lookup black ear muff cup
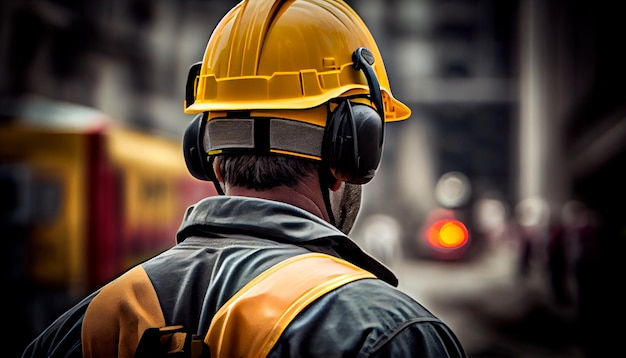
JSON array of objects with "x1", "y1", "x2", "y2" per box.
[
  {"x1": 321, "y1": 47, "x2": 386, "y2": 185},
  {"x1": 351, "y1": 103, "x2": 384, "y2": 183},
  {"x1": 324, "y1": 101, "x2": 383, "y2": 185},
  {"x1": 182, "y1": 113, "x2": 215, "y2": 181}
]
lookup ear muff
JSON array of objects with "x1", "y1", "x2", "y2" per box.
[
  {"x1": 183, "y1": 112, "x2": 225, "y2": 194},
  {"x1": 183, "y1": 112, "x2": 217, "y2": 179},
  {"x1": 323, "y1": 47, "x2": 385, "y2": 185},
  {"x1": 324, "y1": 101, "x2": 383, "y2": 184}
]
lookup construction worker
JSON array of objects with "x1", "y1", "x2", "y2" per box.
[{"x1": 22, "y1": 0, "x2": 467, "y2": 356}]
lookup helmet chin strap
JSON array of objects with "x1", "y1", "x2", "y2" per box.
[
  {"x1": 319, "y1": 166, "x2": 337, "y2": 228},
  {"x1": 209, "y1": 156, "x2": 225, "y2": 195}
]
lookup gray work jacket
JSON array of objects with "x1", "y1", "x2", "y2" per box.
[{"x1": 22, "y1": 196, "x2": 466, "y2": 357}]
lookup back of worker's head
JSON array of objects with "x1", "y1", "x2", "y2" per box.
[
  {"x1": 182, "y1": 0, "x2": 411, "y2": 191},
  {"x1": 216, "y1": 154, "x2": 318, "y2": 190}
]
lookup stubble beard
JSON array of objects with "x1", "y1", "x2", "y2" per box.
[{"x1": 330, "y1": 182, "x2": 362, "y2": 235}]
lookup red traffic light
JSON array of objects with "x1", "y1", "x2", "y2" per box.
[{"x1": 426, "y1": 219, "x2": 469, "y2": 250}]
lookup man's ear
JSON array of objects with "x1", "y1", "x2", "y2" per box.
[{"x1": 329, "y1": 177, "x2": 342, "y2": 192}]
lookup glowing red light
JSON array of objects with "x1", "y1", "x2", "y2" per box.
[{"x1": 427, "y1": 219, "x2": 469, "y2": 249}]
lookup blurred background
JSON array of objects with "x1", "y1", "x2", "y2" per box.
[{"x1": 1, "y1": 0, "x2": 624, "y2": 357}]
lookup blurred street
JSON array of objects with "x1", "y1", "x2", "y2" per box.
[{"x1": 394, "y1": 241, "x2": 585, "y2": 358}]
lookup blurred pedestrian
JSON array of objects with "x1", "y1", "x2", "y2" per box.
[
  {"x1": 560, "y1": 200, "x2": 602, "y2": 356},
  {"x1": 514, "y1": 197, "x2": 551, "y2": 278},
  {"x1": 546, "y1": 217, "x2": 571, "y2": 305}
]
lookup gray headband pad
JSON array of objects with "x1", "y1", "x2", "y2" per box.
[{"x1": 205, "y1": 118, "x2": 324, "y2": 159}]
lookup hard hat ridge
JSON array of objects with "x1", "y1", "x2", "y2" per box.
[{"x1": 184, "y1": 0, "x2": 411, "y2": 122}]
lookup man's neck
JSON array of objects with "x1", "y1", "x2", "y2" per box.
[{"x1": 224, "y1": 182, "x2": 330, "y2": 223}]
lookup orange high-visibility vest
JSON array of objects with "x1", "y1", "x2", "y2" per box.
[
  {"x1": 206, "y1": 252, "x2": 376, "y2": 357},
  {"x1": 135, "y1": 253, "x2": 376, "y2": 358}
]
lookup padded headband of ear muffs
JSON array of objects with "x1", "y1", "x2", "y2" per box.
[{"x1": 323, "y1": 47, "x2": 385, "y2": 185}]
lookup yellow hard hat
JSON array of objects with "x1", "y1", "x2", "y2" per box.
[{"x1": 184, "y1": 0, "x2": 411, "y2": 124}]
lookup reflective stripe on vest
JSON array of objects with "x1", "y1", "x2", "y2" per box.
[{"x1": 206, "y1": 252, "x2": 377, "y2": 357}]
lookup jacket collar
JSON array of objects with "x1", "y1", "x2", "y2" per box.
[{"x1": 176, "y1": 196, "x2": 398, "y2": 286}]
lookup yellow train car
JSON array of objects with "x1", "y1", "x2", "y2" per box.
[{"x1": 0, "y1": 97, "x2": 217, "y2": 298}]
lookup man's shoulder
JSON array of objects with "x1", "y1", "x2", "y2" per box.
[
  {"x1": 274, "y1": 277, "x2": 463, "y2": 357},
  {"x1": 329, "y1": 277, "x2": 438, "y2": 317},
  {"x1": 278, "y1": 273, "x2": 442, "y2": 333}
]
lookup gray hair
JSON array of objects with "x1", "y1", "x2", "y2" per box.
[{"x1": 218, "y1": 154, "x2": 319, "y2": 190}]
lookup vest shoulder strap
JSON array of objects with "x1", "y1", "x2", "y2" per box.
[{"x1": 205, "y1": 252, "x2": 376, "y2": 357}]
